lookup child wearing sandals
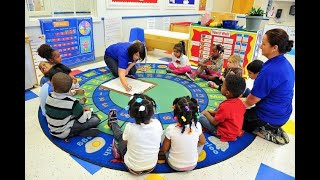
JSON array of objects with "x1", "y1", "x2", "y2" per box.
[
  {"x1": 166, "y1": 41, "x2": 192, "y2": 75},
  {"x1": 107, "y1": 94, "x2": 163, "y2": 175},
  {"x1": 159, "y1": 96, "x2": 206, "y2": 171},
  {"x1": 45, "y1": 72, "x2": 100, "y2": 139},
  {"x1": 199, "y1": 74, "x2": 246, "y2": 142}
]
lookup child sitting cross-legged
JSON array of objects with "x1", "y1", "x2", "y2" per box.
[
  {"x1": 107, "y1": 93, "x2": 163, "y2": 175},
  {"x1": 199, "y1": 74, "x2": 246, "y2": 142},
  {"x1": 159, "y1": 96, "x2": 206, "y2": 171},
  {"x1": 45, "y1": 72, "x2": 100, "y2": 139},
  {"x1": 166, "y1": 41, "x2": 192, "y2": 75}
]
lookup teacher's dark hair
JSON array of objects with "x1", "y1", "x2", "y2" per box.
[
  {"x1": 128, "y1": 41, "x2": 146, "y2": 61},
  {"x1": 265, "y1": 28, "x2": 294, "y2": 54}
]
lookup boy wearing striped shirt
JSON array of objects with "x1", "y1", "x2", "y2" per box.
[{"x1": 45, "y1": 72, "x2": 100, "y2": 139}]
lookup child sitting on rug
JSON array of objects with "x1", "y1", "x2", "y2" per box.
[
  {"x1": 166, "y1": 41, "x2": 192, "y2": 75},
  {"x1": 107, "y1": 93, "x2": 163, "y2": 175},
  {"x1": 199, "y1": 74, "x2": 246, "y2": 142},
  {"x1": 39, "y1": 62, "x2": 86, "y2": 116},
  {"x1": 208, "y1": 54, "x2": 243, "y2": 90},
  {"x1": 186, "y1": 44, "x2": 224, "y2": 81},
  {"x1": 159, "y1": 96, "x2": 206, "y2": 171},
  {"x1": 38, "y1": 61, "x2": 84, "y2": 95},
  {"x1": 45, "y1": 72, "x2": 100, "y2": 139}
]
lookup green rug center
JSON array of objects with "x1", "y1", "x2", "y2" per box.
[{"x1": 109, "y1": 78, "x2": 191, "y2": 113}]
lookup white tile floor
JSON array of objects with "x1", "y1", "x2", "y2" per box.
[{"x1": 25, "y1": 50, "x2": 295, "y2": 179}]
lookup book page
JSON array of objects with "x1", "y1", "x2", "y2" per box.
[{"x1": 101, "y1": 77, "x2": 156, "y2": 96}]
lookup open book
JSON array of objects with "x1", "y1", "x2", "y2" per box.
[{"x1": 100, "y1": 77, "x2": 156, "y2": 96}]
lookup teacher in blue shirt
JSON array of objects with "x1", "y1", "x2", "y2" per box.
[
  {"x1": 104, "y1": 41, "x2": 146, "y2": 92},
  {"x1": 242, "y1": 28, "x2": 294, "y2": 145}
]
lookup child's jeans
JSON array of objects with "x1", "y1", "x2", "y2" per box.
[{"x1": 198, "y1": 114, "x2": 217, "y2": 135}]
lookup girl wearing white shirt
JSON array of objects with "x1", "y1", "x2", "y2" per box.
[
  {"x1": 167, "y1": 41, "x2": 192, "y2": 75},
  {"x1": 107, "y1": 94, "x2": 163, "y2": 175},
  {"x1": 160, "y1": 96, "x2": 206, "y2": 171}
]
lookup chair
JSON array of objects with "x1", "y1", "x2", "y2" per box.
[{"x1": 129, "y1": 27, "x2": 145, "y2": 44}]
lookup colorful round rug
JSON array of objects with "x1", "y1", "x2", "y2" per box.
[{"x1": 38, "y1": 63, "x2": 255, "y2": 173}]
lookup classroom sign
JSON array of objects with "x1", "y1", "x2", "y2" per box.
[{"x1": 39, "y1": 17, "x2": 95, "y2": 67}]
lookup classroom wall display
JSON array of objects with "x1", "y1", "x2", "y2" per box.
[
  {"x1": 39, "y1": 17, "x2": 95, "y2": 67},
  {"x1": 198, "y1": 0, "x2": 207, "y2": 11},
  {"x1": 166, "y1": 0, "x2": 195, "y2": 9},
  {"x1": 106, "y1": 0, "x2": 159, "y2": 9},
  {"x1": 187, "y1": 24, "x2": 263, "y2": 78}
]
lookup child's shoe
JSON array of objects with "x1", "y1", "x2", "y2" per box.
[
  {"x1": 112, "y1": 139, "x2": 121, "y2": 159},
  {"x1": 166, "y1": 68, "x2": 173, "y2": 73},
  {"x1": 108, "y1": 109, "x2": 118, "y2": 129}
]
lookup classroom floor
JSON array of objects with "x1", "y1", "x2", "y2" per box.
[{"x1": 25, "y1": 50, "x2": 295, "y2": 180}]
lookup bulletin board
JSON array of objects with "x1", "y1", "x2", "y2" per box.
[
  {"x1": 39, "y1": 17, "x2": 95, "y2": 67},
  {"x1": 187, "y1": 24, "x2": 263, "y2": 78}
]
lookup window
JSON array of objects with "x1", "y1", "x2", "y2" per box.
[{"x1": 26, "y1": 0, "x2": 96, "y2": 18}]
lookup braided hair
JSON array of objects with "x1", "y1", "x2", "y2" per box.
[
  {"x1": 172, "y1": 96, "x2": 200, "y2": 134},
  {"x1": 128, "y1": 93, "x2": 157, "y2": 124}
]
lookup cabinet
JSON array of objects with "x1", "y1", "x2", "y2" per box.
[
  {"x1": 25, "y1": 33, "x2": 38, "y2": 90},
  {"x1": 187, "y1": 24, "x2": 263, "y2": 78}
]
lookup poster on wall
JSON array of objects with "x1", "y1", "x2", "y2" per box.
[
  {"x1": 188, "y1": 26, "x2": 263, "y2": 78},
  {"x1": 198, "y1": 0, "x2": 207, "y2": 11},
  {"x1": 107, "y1": 0, "x2": 159, "y2": 9},
  {"x1": 167, "y1": 0, "x2": 195, "y2": 9},
  {"x1": 39, "y1": 17, "x2": 95, "y2": 67}
]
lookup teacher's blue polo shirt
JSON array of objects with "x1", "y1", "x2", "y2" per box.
[
  {"x1": 104, "y1": 42, "x2": 132, "y2": 69},
  {"x1": 251, "y1": 54, "x2": 295, "y2": 126}
]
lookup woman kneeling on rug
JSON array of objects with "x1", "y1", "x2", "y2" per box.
[{"x1": 104, "y1": 41, "x2": 146, "y2": 92}]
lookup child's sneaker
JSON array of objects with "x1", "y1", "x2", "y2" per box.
[
  {"x1": 166, "y1": 68, "x2": 173, "y2": 73},
  {"x1": 108, "y1": 109, "x2": 118, "y2": 128},
  {"x1": 112, "y1": 139, "x2": 121, "y2": 159},
  {"x1": 185, "y1": 72, "x2": 195, "y2": 81}
]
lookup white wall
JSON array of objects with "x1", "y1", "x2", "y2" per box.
[
  {"x1": 267, "y1": 1, "x2": 295, "y2": 26},
  {"x1": 211, "y1": 0, "x2": 233, "y2": 12}
]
